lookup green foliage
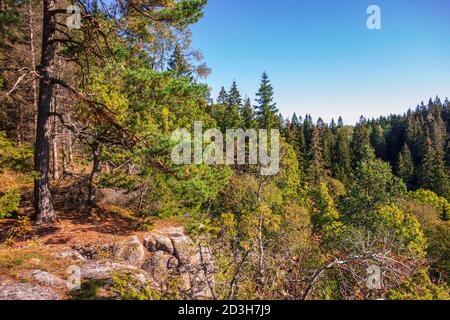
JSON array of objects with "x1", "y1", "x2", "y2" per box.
[
  {"x1": 0, "y1": 189, "x2": 20, "y2": 218},
  {"x1": 112, "y1": 273, "x2": 161, "y2": 300},
  {"x1": 375, "y1": 205, "x2": 426, "y2": 257},
  {"x1": 388, "y1": 269, "x2": 450, "y2": 300},
  {"x1": 0, "y1": 132, "x2": 33, "y2": 171},
  {"x1": 341, "y1": 158, "x2": 406, "y2": 225},
  {"x1": 254, "y1": 72, "x2": 279, "y2": 129},
  {"x1": 396, "y1": 143, "x2": 414, "y2": 186},
  {"x1": 407, "y1": 189, "x2": 450, "y2": 221}
]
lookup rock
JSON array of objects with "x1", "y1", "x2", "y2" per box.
[
  {"x1": 97, "y1": 188, "x2": 139, "y2": 207},
  {"x1": 73, "y1": 243, "x2": 118, "y2": 260},
  {"x1": 143, "y1": 235, "x2": 157, "y2": 252},
  {"x1": 30, "y1": 270, "x2": 66, "y2": 288},
  {"x1": 167, "y1": 256, "x2": 179, "y2": 269},
  {"x1": 141, "y1": 251, "x2": 171, "y2": 284},
  {"x1": 79, "y1": 260, "x2": 147, "y2": 281},
  {"x1": 115, "y1": 236, "x2": 145, "y2": 266},
  {"x1": 171, "y1": 234, "x2": 195, "y2": 267},
  {"x1": 163, "y1": 227, "x2": 185, "y2": 238},
  {"x1": 0, "y1": 283, "x2": 62, "y2": 300},
  {"x1": 149, "y1": 228, "x2": 216, "y2": 299},
  {"x1": 143, "y1": 233, "x2": 173, "y2": 254},
  {"x1": 53, "y1": 249, "x2": 86, "y2": 261}
]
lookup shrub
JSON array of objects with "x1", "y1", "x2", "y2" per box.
[
  {"x1": 407, "y1": 189, "x2": 450, "y2": 221},
  {"x1": 0, "y1": 131, "x2": 33, "y2": 171},
  {"x1": 0, "y1": 189, "x2": 20, "y2": 218}
]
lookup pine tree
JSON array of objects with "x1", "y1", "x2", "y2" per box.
[
  {"x1": 227, "y1": 80, "x2": 242, "y2": 106},
  {"x1": 350, "y1": 124, "x2": 373, "y2": 169},
  {"x1": 254, "y1": 72, "x2": 279, "y2": 129},
  {"x1": 306, "y1": 128, "x2": 326, "y2": 185},
  {"x1": 223, "y1": 81, "x2": 242, "y2": 129},
  {"x1": 168, "y1": 43, "x2": 192, "y2": 78},
  {"x1": 419, "y1": 138, "x2": 450, "y2": 199},
  {"x1": 337, "y1": 116, "x2": 344, "y2": 128},
  {"x1": 370, "y1": 124, "x2": 386, "y2": 159},
  {"x1": 217, "y1": 86, "x2": 228, "y2": 104},
  {"x1": 396, "y1": 143, "x2": 414, "y2": 187},
  {"x1": 241, "y1": 97, "x2": 254, "y2": 129},
  {"x1": 332, "y1": 127, "x2": 352, "y2": 184}
]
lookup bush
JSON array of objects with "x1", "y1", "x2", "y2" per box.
[
  {"x1": 407, "y1": 189, "x2": 450, "y2": 221},
  {"x1": 0, "y1": 189, "x2": 20, "y2": 218},
  {"x1": 0, "y1": 131, "x2": 33, "y2": 171}
]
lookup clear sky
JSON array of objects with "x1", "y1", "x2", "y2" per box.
[{"x1": 191, "y1": 0, "x2": 450, "y2": 124}]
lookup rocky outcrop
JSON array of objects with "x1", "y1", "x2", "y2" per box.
[
  {"x1": 0, "y1": 282, "x2": 63, "y2": 300},
  {"x1": 0, "y1": 228, "x2": 215, "y2": 300},
  {"x1": 115, "y1": 236, "x2": 145, "y2": 266},
  {"x1": 142, "y1": 228, "x2": 216, "y2": 299},
  {"x1": 30, "y1": 270, "x2": 66, "y2": 288},
  {"x1": 53, "y1": 249, "x2": 86, "y2": 261}
]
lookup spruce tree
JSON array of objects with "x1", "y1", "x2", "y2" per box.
[
  {"x1": 227, "y1": 80, "x2": 242, "y2": 106},
  {"x1": 223, "y1": 81, "x2": 242, "y2": 129},
  {"x1": 350, "y1": 124, "x2": 373, "y2": 169},
  {"x1": 254, "y1": 72, "x2": 279, "y2": 129},
  {"x1": 217, "y1": 86, "x2": 228, "y2": 104},
  {"x1": 396, "y1": 143, "x2": 414, "y2": 187},
  {"x1": 168, "y1": 43, "x2": 192, "y2": 78},
  {"x1": 307, "y1": 128, "x2": 326, "y2": 185},
  {"x1": 419, "y1": 138, "x2": 450, "y2": 199},
  {"x1": 332, "y1": 127, "x2": 352, "y2": 184},
  {"x1": 241, "y1": 97, "x2": 254, "y2": 129}
]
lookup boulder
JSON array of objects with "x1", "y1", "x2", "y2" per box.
[
  {"x1": 143, "y1": 233, "x2": 173, "y2": 254},
  {"x1": 53, "y1": 249, "x2": 86, "y2": 261},
  {"x1": 115, "y1": 236, "x2": 145, "y2": 266},
  {"x1": 141, "y1": 251, "x2": 172, "y2": 284},
  {"x1": 97, "y1": 188, "x2": 139, "y2": 207},
  {"x1": 0, "y1": 283, "x2": 62, "y2": 300},
  {"x1": 79, "y1": 260, "x2": 147, "y2": 281},
  {"x1": 30, "y1": 270, "x2": 66, "y2": 288}
]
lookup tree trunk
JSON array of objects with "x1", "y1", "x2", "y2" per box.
[
  {"x1": 29, "y1": 0, "x2": 38, "y2": 135},
  {"x1": 52, "y1": 138, "x2": 59, "y2": 180},
  {"x1": 34, "y1": 0, "x2": 58, "y2": 223},
  {"x1": 61, "y1": 140, "x2": 67, "y2": 174},
  {"x1": 87, "y1": 141, "x2": 101, "y2": 207}
]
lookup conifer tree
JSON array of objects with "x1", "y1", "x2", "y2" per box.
[
  {"x1": 227, "y1": 80, "x2": 242, "y2": 106},
  {"x1": 306, "y1": 128, "x2": 326, "y2": 185},
  {"x1": 168, "y1": 43, "x2": 192, "y2": 78},
  {"x1": 217, "y1": 86, "x2": 228, "y2": 105},
  {"x1": 332, "y1": 127, "x2": 352, "y2": 184},
  {"x1": 350, "y1": 124, "x2": 373, "y2": 169},
  {"x1": 254, "y1": 72, "x2": 279, "y2": 129},
  {"x1": 396, "y1": 143, "x2": 414, "y2": 187},
  {"x1": 419, "y1": 138, "x2": 450, "y2": 199},
  {"x1": 241, "y1": 97, "x2": 254, "y2": 129}
]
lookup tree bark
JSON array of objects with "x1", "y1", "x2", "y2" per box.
[
  {"x1": 87, "y1": 141, "x2": 101, "y2": 207},
  {"x1": 29, "y1": 0, "x2": 38, "y2": 134},
  {"x1": 34, "y1": 0, "x2": 58, "y2": 223}
]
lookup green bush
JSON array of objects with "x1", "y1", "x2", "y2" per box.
[
  {"x1": 0, "y1": 189, "x2": 20, "y2": 218},
  {"x1": 0, "y1": 131, "x2": 33, "y2": 171},
  {"x1": 407, "y1": 189, "x2": 450, "y2": 221}
]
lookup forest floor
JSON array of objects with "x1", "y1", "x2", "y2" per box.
[{"x1": 0, "y1": 170, "x2": 180, "y2": 289}]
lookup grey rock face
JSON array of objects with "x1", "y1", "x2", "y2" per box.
[
  {"x1": 0, "y1": 283, "x2": 62, "y2": 300},
  {"x1": 53, "y1": 249, "x2": 86, "y2": 261},
  {"x1": 142, "y1": 228, "x2": 215, "y2": 299},
  {"x1": 30, "y1": 270, "x2": 66, "y2": 288},
  {"x1": 115, "y1": 236, "x2": 145, "y2": 266}
]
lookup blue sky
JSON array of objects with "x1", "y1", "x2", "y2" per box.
[{"x1": 191, "y1": 0, "x2": 450, "y2": 124}]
